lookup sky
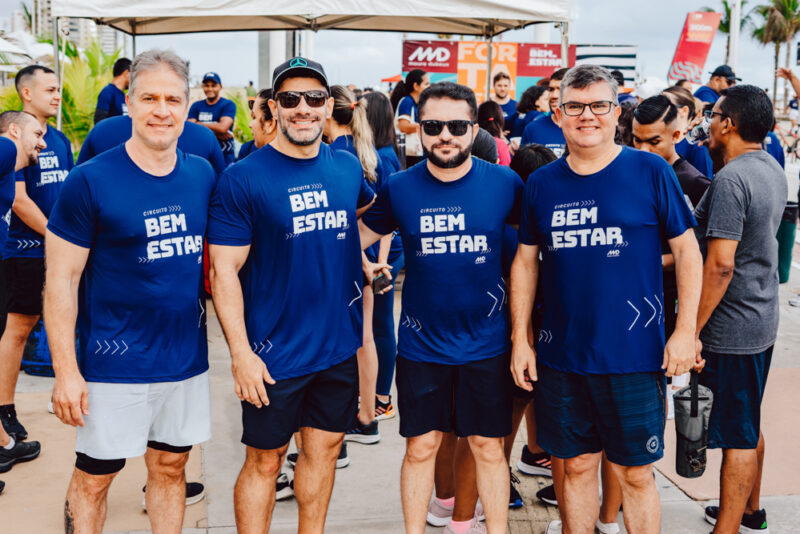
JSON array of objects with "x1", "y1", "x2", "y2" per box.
[{"x1": 0, "y1": 0, "x2": 795, "y2": 94}]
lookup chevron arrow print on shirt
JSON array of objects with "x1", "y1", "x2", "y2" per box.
[
  {"x1": 198, "y1": 298, "x2": 206, "y2": 328},
  {"x1": 16, "y1": 239, "x2": 42, "y2": 249},
  {"x1": 401, "y1": 313, "x2": 422, "y2": 332},
  {"x1": 627, "y1": 295, "x2": 663, "y2": 331},
  {"x1": 486, "y1": 279, "x2": 507, "y2": 317},
  {"x1": 538, "y1": 329, "x2": 553, "y2": 343},
  {"x1": 137, "y1": 257, "x2": 155, "y2": 264},
  {"x1": 94, "y1": 339, "x2": 129, "y2": 356},
  {"x1": 251, "y1": 339, "x2": 273, "y2": 355},
  {"x1": 348, "y1": 280, "x2": 362, "y2": 307}
]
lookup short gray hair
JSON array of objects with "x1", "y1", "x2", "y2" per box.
[
  {"x1": 129, "y1": 49, "x2": 190, "y2": 101},
  {"x1": 559, "y1": 65, "x2": 618, "y2": 107}
]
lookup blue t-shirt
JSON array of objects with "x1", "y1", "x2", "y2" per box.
[
  {"x1": 96, "y1": 83, "x2": 127, "y2": 119},
  {"x1": 499, "y1": 99, "x2": 517, "y2": 133},
  {"x1": 77, "y1": 116, "x2": 226, "y2": 176},
  {"x1": 763, "y1": 132, "x2": 785, "y2": 168},
  {"x1": 521, "y1": 114, "x2": 566, "y2": 157},
  {"x1": 518, "y1": 147, "x2": 696, "y2": 375},
  {"x1": 207, "y1": 144, "x2": 375, "y2": 380},
  {"x1": 362, "y1": 158, "x2": 523, "y2": 365},
  {"x1": 376, "y1": 145, "x2": 404, "y2": 263},
  {"x1": 188, "y1": 97, "x2": 237, "y2": 165},
  {"x1": 511, "y1": 110, "x2": 542, "y2": 139},
  {"x1": 397, "y1": 96, "x2": 418, "y2": 123},
  {"x1": 237, "y1": 140, "x2": 257, "y2": 161},
  {"x1": 5, "y1": 126, "x2": 73, "y2": 259},
  {"x1": 47, "y1": 145, "x2": 215, "y2": 383},
  {"x1": 694, "y1": 85, "x2": 719, "y2": 104},
  {"x1": 0, "y1": 137, "x2": 17, "y2": 254},
  {"x1": 675, "y1": 138, "x2": 713, "y2": 178}
]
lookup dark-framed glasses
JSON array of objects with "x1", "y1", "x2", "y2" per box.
[
  {"x1": 274, "y1": 90, "x2": 329, "y2": 108},
  {"x1": 419, "y1": 120, "x2": 474, "y2": 136},
  {"x1": 703, "y1": 109, "x2": 734, "y2": 125},
  {"x1": 560, "y1": 100, "x2": 615, "y2": 116}
]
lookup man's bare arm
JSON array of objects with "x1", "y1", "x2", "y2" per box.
[
  {"x1": 509, "y1": 243, "x2": 540, "y2": 390},
  {"x1": 12, "y1": 181, "x2": 47, "y2": 236}
]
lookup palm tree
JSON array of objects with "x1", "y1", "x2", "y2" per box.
[
  {"x1": 756, "y1": 0, "x2": 800, "y2": 107},
  {"x1": 752, "y1": 6, "x2": 785, "y2": 105},
  {"x1": 703, "y1": 0, "x2": 755, "y2": 64}
]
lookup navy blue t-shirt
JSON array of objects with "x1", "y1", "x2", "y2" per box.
[
  {"x1": 763, "y1": 132, "x2": 785, "y2": 168},
  {"x1": 499, "y1": 99, "x2": 517, "y2": 133},
  {"x1": 362, "y1": 158, "x2": 523, "y2": 365},
  {"x1": 189, "y1": 97, "x2": 237, "y2": 165},
  {"x1": 0, "y1": 137, "x2": 16, "y2": 254},
  {"x1": 77, "y1": 116, "x2": 226, "y2": 176},
  {"x1": 207, "y1": 144, "x2": 375, "y2": 380},
  {"x1": 397, "y1": 96, "x2": 418, "y2": 123},
  {"x1": 676, "y1": 138, "x2": 713, "y2": 178},
  {"x1": 96, "y1": 83, "x2": 127, "y2": 119},
  {"x1": 521, "y1": 114, "x2": 566, "y2": 157},
  {"x1": 237, "y1": 140, "x2": 257, "y2": 161},
  {"x1": 511, "y1": 110, "x2": 542, "y2": 139},
  {"x1": 47, "y1": 145, "x2": 215, "y2": 383},
  {"x1": 518, "y1": 147, "x2": 696, "y2": 374},
  {"x1": 376, "y1": 145, "x2": 404, "y2": 263},
  {"x1": 5, "y1": 126, "x2": 73, "y2": 259},
  {"x1": 694, "y1": 85, "x2": 719, "y2": 104}
]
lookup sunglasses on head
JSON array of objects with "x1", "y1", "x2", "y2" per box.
[
  {"x1": 274, "y1": 90, "x2": 329, "y2": 108},
  {"x1": 419, "y1": 120, "x2": 474, "y2": 136}
]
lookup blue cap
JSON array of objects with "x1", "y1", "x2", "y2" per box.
[{"x1": 202, "y1": 72, "x2": 222, "y2": 85}]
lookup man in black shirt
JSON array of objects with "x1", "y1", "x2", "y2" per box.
[{"x1": 632, "y1": 95, "x2": 710, "y2": 338}]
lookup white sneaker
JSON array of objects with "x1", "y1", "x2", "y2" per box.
[
  {"x1": 47, "y1": 400, "x2": 54, "y2": 414},
  {"x1": 444, "y1": 519, "x2": 487, "y2": 534},
  {"x1": 596, "y1": 519, "x2": 621, "y2": 534},
  {"x1": 546, "y1": 520, "x2": 563, "y2": 534},
  {"x1": 789, "y1": 294, "x2": 800, "y2": 307}
]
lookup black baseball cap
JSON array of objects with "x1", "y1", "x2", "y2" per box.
[
  {"x1": 709, "y1": 65, "x2": 741, "y2": 82},
  {"x1": 272, "y1": 57, "x2": 329, "y2": 93}
]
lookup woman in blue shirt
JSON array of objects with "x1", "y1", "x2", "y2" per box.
[{"x1": 389, "y1": 69, "x2": 430, "y2": 167}]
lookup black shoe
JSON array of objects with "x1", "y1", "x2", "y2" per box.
[
  {"x1": 142, "y1": 481, "x2": 205, "y2": 510},
  {"x1": 275, "y1": 472, "x2": 294, "y2": 501},
  {"x1": 704, "y1": 505, "x2": 770, "y2": 533},
  {"x1": 0, "y1": 480, "x2": 4, "y2": 494},
  {"x1": 0, "y1": 405, "x2": 27, "y2": 441},
  {"x1": 287, "y1": 442, "x2": 350, "y2": 469},
  {"x1": 517, "y1": 444, "x2": 552, "y2": 477},
  {"x1": 344, "y1": 419, "x2": 381, "y2": 444},
  {"x1": 509, "y1": 469, "x2": 523, "y2": 509},
  {"x1": 0, "y1": 439, "x2": 40, "y2": 472},
  {"x1": 536, "y1": 483, "x2": 558, "y2": 506}
]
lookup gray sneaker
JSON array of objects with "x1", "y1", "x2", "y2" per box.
[
  {"x1": 444, "y1": 519, "x2": 486, "y2": 534},
  {"x1": 426, "y1": 499, "x2": 453, "y2": 527},
  {"x1": 789, "y1": 295, "x2": 800, "y2": 307}
]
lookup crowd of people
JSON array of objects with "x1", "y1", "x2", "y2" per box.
[{"x1": 0, "y1": 48, "x2": 794, "y2": 534}]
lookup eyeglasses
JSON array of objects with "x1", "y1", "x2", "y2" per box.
[
  {"x1": 419, "y1": 120, "x2": 474, "y2": 136},
  {"x1": 702, "y1": 109, "x2": 734, "y2": 125},
  {"x1": 274, "y1": 90, "x2": 329, "y2": 108},
  {"x1": 560, "y1": 101, "x2": 615, "y2": 116}
]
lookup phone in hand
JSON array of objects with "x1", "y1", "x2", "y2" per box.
[{"x1": 372, "y1": 273, "x2": 392, "y2": 294}]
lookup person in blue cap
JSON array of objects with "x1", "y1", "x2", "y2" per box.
[{"x1": 189, "y1": 72, "x2": 237, "y2": 166}]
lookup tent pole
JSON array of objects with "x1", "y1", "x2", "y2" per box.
[
  {"x1": 484, "y1": 29, "x2": 494, "y2": 102},
  {"x1": 560, "y1": 22, "x2": 569, "y2": 68},
  {"x1": 52, "y1": 16, "x2": 59, "y2": 79},
  {"x1": 53, "y1": 17, "x2": 63, "y2": 131},
  {"x1": 132, "y1": 25, "x2": 137, "y2": 56}
]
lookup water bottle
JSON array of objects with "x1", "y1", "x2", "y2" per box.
[{"x1": 685, "y1": 117, "x2": 710, "y2": 145}]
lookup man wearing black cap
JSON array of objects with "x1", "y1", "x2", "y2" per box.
[
  {"x1": 189, "y1": 72, "x2": 237, "y2": 166},
  {"x1": 695, "y1": 65, "x2": 740, "y2": 104},
  {"x1": 208, "y1": 57, "x2": 379, "y2": 533}
]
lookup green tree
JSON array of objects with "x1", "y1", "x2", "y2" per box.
[
  {"x1": 703, "y1": 0, "x2": 755, "y2": 64},
  {"x1": 752, "y1": 5, "x2": 784, "y2": 105},
  {"x1": 754, "y1": 0, "x2": 800, "y2": 107}
]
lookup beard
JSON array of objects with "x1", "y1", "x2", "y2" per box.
[
  {"x1": 27, "y1": 152, "x2": 39, "y2": 166},
  {"x1": 277, "y1": 112, "x2": 324, "y2": 147},
  {"x1": 423, "y1": 142, "x2": 473, "y2": 169}
]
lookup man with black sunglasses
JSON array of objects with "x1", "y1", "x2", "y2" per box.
[
  {"x1": 360, "y1": 82, "x2": 523, "y2": 534},
  {"x1": 510, "y1": 65, "x2": 703, "y2": 534},
  {"x1": 208, "y1": 57, "x2": 378, "y2": 534}
]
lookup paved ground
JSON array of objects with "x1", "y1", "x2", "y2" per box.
[{"x1": 3, "y1": 167, "x2": 800, "y2": 533}]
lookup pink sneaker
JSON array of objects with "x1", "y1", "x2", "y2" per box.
[
  {"x1": 427, "y1": 499, "x2": 453, "y2": 527},
  {"x1": 444, "y1": 519, "x2": 487, "y2": 534}
]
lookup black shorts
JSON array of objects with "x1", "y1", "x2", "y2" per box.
[
  {"x1": 3, "y1": 257, "x2": 44, "y2": 316},
  {"x1": 241, "y1": 355, "x2": 359, "y2": 450},
  {"x1": 396, "y1": 353, "x2": 512, "y2": 438}
]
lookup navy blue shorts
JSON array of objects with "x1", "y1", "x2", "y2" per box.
[
  {"x1": 535, "y1": 364, "x2": 666, "y2": 467},
  {"x1": 699, "y1": 347, "x2": 772, "y2": 450},
  {"x1": 395, "y1": 353, "x2": 512, "y2": 438},
  {"x1": 241, "y1": 355, "x2": 358, "y2": 450}
]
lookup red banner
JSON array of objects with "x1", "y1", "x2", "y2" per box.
[
  {"x1": 667, "y1": 12, "x2": 721, "y2": 84},
  {"x1": 402, "y1": 40, "x2": 459, "y2": 73},
  {"x1": 517, "y1": 44, "x2": 576, "y2": 77}
]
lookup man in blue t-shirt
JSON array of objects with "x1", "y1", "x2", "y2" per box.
[
  {"x1": 0, "y1": 65, "x2": 73, "y2": 443},
  {"x1": 511, "y1": 65, "x2": 702, "y2": 534},
  {"x1": 360, "y1": 82, "x2": 522, "y2": 534},
  {"x1": 45, "y1": 50, "x2": 215, "y2": 534},
  {"x1": 188, "y1": 72, "x2": 237, "y2": 166},
  {"x1": 208, "y1": 57, "x2": 376, "y2": 533},
  {"x1": 694, "y1": 65, "x2": 740, "y2": 104},
  {"x1": 94, "y1": 57, "x2": 130, "y2": 124},
  {"x1": 492, "y1": 72, "x2": 517, "y2": 135},
  {"x1": 521, "y1": 68, "x2": 568, "y2": 156}
]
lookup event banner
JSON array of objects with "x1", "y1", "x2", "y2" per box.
[
  {"x1": 402, "y1": 40, "x2": 577, "y2": 102},
  {"x1": 666, "y1": 12, "x2": 721, "y2": 84}
]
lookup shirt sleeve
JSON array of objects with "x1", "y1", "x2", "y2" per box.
[
  {"x1": 208, "y1": 139, "x2": 226, "y2": 176},
  {"x1": 63, "y1": 132, "x2": 74, "y2": 171},
  {"x1": 188, "y1": 102, "x2": 200, "y2": 120},
  {"x1": 361, "y1": 181, "x2": 398, "y2": 236},
  {"x1": 96, "y1": 87, "x2": 111, "y2": 112},
  {"x1": 207, "y1": 169, "x2": 253, "y2": 246},
  {"x1": 520, "y1": 120, "x2": 534, "y2": 146},
  {"x1": 0, "y1": 139, "x2": 16, "y2": 175},
  {"x1": 15, "y1": 169, "x2": 25, "y2": 182},
  {"x1": 692, "y1": 145, "x2": 713, "y2": 177},
  {"x1": 46, "y1": 169, "x2": 95, "y2": 248},
  {"x1": 517, "y1": 177, "x2": 541, "y2": 246},
  {"x1": 76, "y1": 132, "x2": 95, "y2": 165},
  {"x1": 397, "y1": 97, "x2": 415, "y2": 122},
  {"x1": 700, "y1": 176, "x2": 746, "y2": 241},
  {"x1": 357, "y1": 175, "x2": 376, "y2": 208},
  {"x1": 656, "y1": 163, "x2": 697, "y2": 240},
  {"x1": 221, "y1": 100, "x2": 237, "y2": 119}
]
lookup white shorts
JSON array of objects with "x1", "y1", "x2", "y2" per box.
[
  {"x1": 75, "y1": 371, "x2": 211, "y2": 460},
  {"x1": 790, "y1": 109, "x2": 798, "y2": 121}
]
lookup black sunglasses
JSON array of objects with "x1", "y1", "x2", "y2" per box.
[
  {"x1": 419, "y1": 120, "x2": 474, "y2": 137},
  {"x1": 274, "y1": 90, "x2": 329, "y2": 109},
  {"x1": 703, "y1": 109, "x2": 734, "y2": 125}
]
